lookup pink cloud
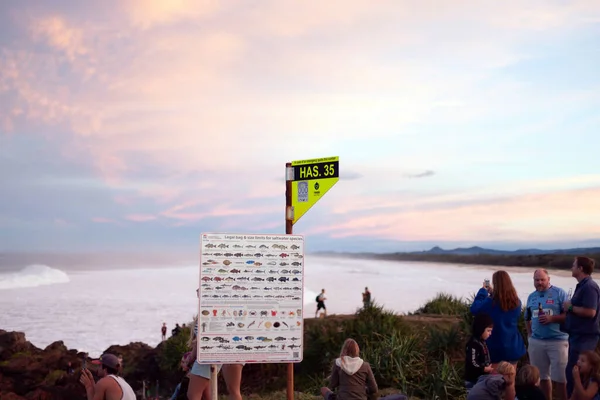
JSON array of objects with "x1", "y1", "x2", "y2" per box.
[
  {"x1": 125, "y1": 214, "x2": 157, "y2": 222},
  {"x1": 91, "y1": 217, "x2": 119, "y2": 224},
  {"x1": 307, "y1": 187, "x2": 600, "y2": 241}
]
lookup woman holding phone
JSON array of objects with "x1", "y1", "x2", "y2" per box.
[{"x1": 471, "y1": 270, "x2": 526, "y2": 366}]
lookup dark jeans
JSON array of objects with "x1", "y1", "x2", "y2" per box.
[{"x1": 566, "y1": 335, "x2": 599, "y2": 397}]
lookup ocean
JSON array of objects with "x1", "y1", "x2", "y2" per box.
[{"x1": 0, "y1": 256, "x2": 576, "y2": 357}]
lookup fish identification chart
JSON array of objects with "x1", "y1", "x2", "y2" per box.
[{"x1": 197, "y1": 233, "x2": 305, "y2": 364}]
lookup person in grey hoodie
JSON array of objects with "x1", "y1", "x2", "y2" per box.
[
  {"x1": 321, "y1": 338, "x2": 378, "y2": 400},
  {"x1": 467, "y1": 361, "x2": 517, "y2": 400}
]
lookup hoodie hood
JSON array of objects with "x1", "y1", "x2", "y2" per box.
[
  {"x1": 472, "y1": 312, "x2": 494, "y2": 339},
  {"x1": 335, "y1": 356, "x2": 364, "y2": 375}
]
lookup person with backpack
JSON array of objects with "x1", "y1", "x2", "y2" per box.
[{"x1": 316, "y1": 289, "x2": 327, "y2": 318}]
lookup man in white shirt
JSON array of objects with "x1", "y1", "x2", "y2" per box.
[{"x1": 80, "y1": 353, "x2": 136, "y2": 400}]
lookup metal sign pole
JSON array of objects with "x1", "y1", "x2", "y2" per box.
[
  {"x1": 210, "y1": 364, "x2": 218, "y2": 399},
  {"x1": 285, "y1": 162, "x2": 294, "y2": 400}
]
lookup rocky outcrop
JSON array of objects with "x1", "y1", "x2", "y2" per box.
[{"x1": 0, "y1": 330, "x2": 156, "y2": 399}]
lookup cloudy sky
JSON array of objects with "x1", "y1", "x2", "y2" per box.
[{"x1": 1, "y1": 0, "x2": 599, "y2": 255}]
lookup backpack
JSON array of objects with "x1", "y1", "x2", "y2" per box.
[{"x1": 315, "y1": 294, "x2": 320, "y2": 302}]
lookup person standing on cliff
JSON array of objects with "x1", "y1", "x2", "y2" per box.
[
  {"x1": 80, "y1": 353, "x2": 136, "y2": 400},
  {"x1": 524, "y1": 269, "x2": 569, "y2": 400},
  {"x1": 162, "y1": 323, "x2": 167, "y2": 341},
  {"x1": 362, "y1": 287, "x2": 372, "y2": 309},
  {"x1": 561, "y1": 256, "x2": 600, "y2": 398},
  {"x1": 316, "y1": 289, "x2": 327, "y2": 318}
]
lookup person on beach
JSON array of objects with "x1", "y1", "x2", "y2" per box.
[
  {"x1": 514, "y1": 364, "x2": 546, "y2": 400},
  {"x1": 162, "y1": 323, "x2": 167, "y2": 341},
  {"x1": 79, "y1": 353, "x2": 136, "y2": 400},
  {"x1": 172, "y1": 323, "x2": 181, "y2": 336},
  {"x1": 320, "y1": 338, "x2": 378, "y2": 400},
  {"x1": 471, "y1": 270, "x2": 526, "y2": 365},
  {"x1": 562, "y1": 257, "x2": 600, "y2": 398},
  {"x1": 316, "y1": 289, "x2": 327, "y2": 318},
  {"x1": 570, "y1": 350, "x2": 600, "y2": 400},
  {"x1": 466, "y1": 361, "x2": 516, "y2": 400},
  {"x1": 464, "y1": 313, "x2": 494, "y2": 394},
  {"x1": 362, "y1": 287, "x2": 371, "y2": 308},
  {"x1": 524, "y1": 269, "x2": 569, "y2": 400}
]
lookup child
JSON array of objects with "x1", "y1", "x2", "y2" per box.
[
  {"x1": 465, "y1": 312, "x2": 494, "y2": 393},
  {"x1": 467, "y1": 361, "x2": 516, "y2": 400},
  {"x1": 570, "y1": 350, "x2": 600, "y2": 400},
  {"x1": 514, "y1": 364, "x2": 545, "y2": 400}
]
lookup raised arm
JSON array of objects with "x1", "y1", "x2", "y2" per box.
[{"x1": 470, "y1": 288, "x2": 491, "y2": 314}]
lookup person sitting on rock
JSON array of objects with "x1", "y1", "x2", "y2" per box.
[
  {"x1": 320, "y1": 338, "x2": 378, "y2": 400},
  {"x1": 79, "y1": 353, "x2": 136, "y2": 400}
]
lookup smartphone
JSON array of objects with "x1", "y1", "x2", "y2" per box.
[
  {"x1": 484, "y1": 279, "x2": 490, "y2": 288},
  {"x1": 82, "y1": 356, "x2": 87, "y2": 369}
]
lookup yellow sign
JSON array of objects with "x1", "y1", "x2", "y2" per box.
[{"x1": 290, "y1": 156, "x2": 339, "y2": 225}]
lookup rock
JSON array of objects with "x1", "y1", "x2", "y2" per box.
[{"x1": 0, "y1": 331, "x2": 34, "y2": 361}]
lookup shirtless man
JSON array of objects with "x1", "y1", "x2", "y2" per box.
[{"x1": 80, "y1": 353, "x2": 136, "y2": 400}]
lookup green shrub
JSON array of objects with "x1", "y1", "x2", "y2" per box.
[
  {"x1": 414, "y1": 293, "x2": 469, "y2": 316},
  {"x1": 158, "y1": 325, "x2": 192, "y2": 376},
  {"x1": 43, "y1": 369, "x2": 66, "y2": 385}
]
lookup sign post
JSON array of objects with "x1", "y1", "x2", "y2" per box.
[{"x1": 285, "y1": 156, "x2": 339, "y2": 400}]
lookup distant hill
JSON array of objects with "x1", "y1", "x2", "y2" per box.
[
  {"x1": 412, "y1": 245, "x2": 600, "y2": 256},
  {"x1": 314, "y1": 246, "x2": 600, "y2": 270}
]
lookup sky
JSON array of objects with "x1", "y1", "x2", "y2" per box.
[{"x1": 1, "y1": 0, "x2": 600, "y2": 256}]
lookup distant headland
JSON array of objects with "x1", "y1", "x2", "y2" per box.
[{"x1": 314, "y1": 246, "x2": 600, "y2": 270}]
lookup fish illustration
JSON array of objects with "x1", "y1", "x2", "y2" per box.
[
  {"x1": 236, "y1": 277, "x2": 249, "y2": 281},
  {"x1": 230, "y1": 268, "x2": 241, "y2": 273},
  {"x1": 280, "y1": 262, "x2": 289, "y2": 266},
  {"x1": 213, "y1": 253, "x2": 223, "y2": 257},
  {"x1": 245, "y1": 336, "x2": 254, "y2": 341},
  {"x1": 274, "y1": 336, "x2": 286, "y2": 341},
  {"x1": 293, "y1": 287, "x2": 301, "y2": 290},
  {"x1": 218, "y1": 344, "x2": 233, "y2": 349},
  {"x1": 213, "y1": 276, "x2": 223, "y2": 282},
  {"x1": 266, "y1": 277, "x2": 276, "y2": 282},
  {"x1": 279, "y1": 277, "x2": 289, "y2": 282},
  {"x1": 292, "y1": 278, "x2": 300, "y2": 282},
  {"x1": 288, "y1": 344, "x2": 301, "y2": 349},
  {"x1": 223, "y1": 260, "x2": 232, "y2": 265},
  {"x1": 254, "y1": 262, "x2": 262, "y2": 267},
  {"x1": 266, "y1": 254, "x2": 276, "y2": 258},
  {"x1": 244, "y1": 253, "x2": 253, "y2": 257},
  {"x1": 200, "y1": 346, "x2": 213, "y2": 350},
  {"x1": 292, "y1": 269, "x2": 301, "y2": 274},
  {"x1": 232, "y1": 336, "x2": 243, "y2": 342},
  {"x1": 246, "y1": 245, "x2": 256, "y2": 249},
  {"x1": 202, "y1": 252, "x2": 211, "y2": 256},
  {"x1": 279, "y1": 253, "x2": 289, "y2": 258},
  {"x1": 201, "y1": 337, "x2": 210, "y2": 341},
  {"x1": 217, "y1": 269, "x2": 228, "y2": 273},
  {"x1": 243, "y1": 269, "x2": 252, "y2": 273},
  {"x1": 256, "y1": 336, "x2": 267, "y2": 341},
  {"x1": 218, "y1": 244, "x2": 229, "y2": 248},
  {"x1": 254, "y1": 253, "x2": 263, "y2": 257},
  {"x1": 280, "y1": 269, "x2": 289, "y2": 274},
  {"x1": 267, "y1": 261, "x2": 277, "y2": 265},
  {"x1": 252, "y1": 277, "x2": 265, "y2": 281},
  {"x1": 246, "y1": 260, "x2": 255, "y2": 264},
  {"x1": 291, "y1": 262, "x2": 302, "y2": 266},
  {"x1": 205, "y1": 244, "x2": 216, "y2": 248},
  {"x1": 263, "y1": 287, "x2": 272, "y2": 291},
  {"x1": 225, "y1": 277, "x2": 235, "y2": 281},
  {"x1": 290, "y1": 245, "x2": 300, "y2": 250},
  {"x1": 268, "y1": 344, "x2": 278, "y2": 349},
  {"x1": 268, "y1": 269, "x2": 278, "y2": 274},
  {"x1": 254, "y1": 345, "x2": 266, "y2": 349},
  {"x1": 259, "y1": 245, "x2": 268, "y2": 249},
  {"x1": 234, "y1": 253, "x2": 243, "y2": 257},
  {"x1": 233, "y1": 244, "x2": 243, "y2": 248},
  {"x1": 255, "y1": 269, "x2": 265, "y2": 273},
  {"x1": 224, "y1": 252, "x2": 233, "y2": 257},
  {"x1": 202, "y1": 276, "x2": 212, "y2": 281}
]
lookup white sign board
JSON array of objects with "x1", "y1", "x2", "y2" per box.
[{"x1": 197, "y1": 233, "x2": 305, "y2": 364}]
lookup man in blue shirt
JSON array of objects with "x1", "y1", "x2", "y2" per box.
[
  {"x1": 558, "y1": 256, "x2": 600, "y2": 398},
  {"x1": 524, "y1": 269, "x2": 568, "y2": 400}
]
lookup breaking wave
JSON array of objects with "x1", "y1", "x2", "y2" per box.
[{"x1": 0, "y1": 265, "x2": 70, "y2": 290}]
